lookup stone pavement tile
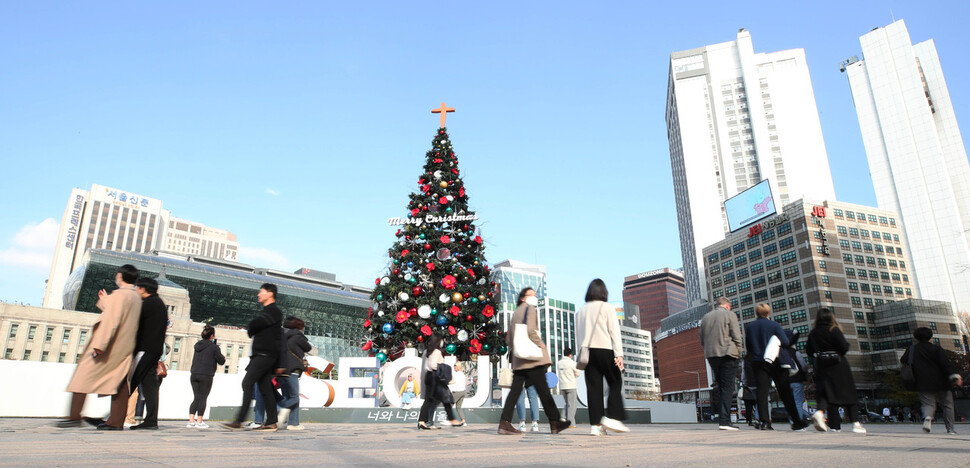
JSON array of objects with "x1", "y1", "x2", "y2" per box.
[{"x1": 0, "y1": 419, "x2": 967, "y2": 467}]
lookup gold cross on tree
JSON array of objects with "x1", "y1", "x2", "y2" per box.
[{"x1": 431, "y1": 102, "x2": 455, "y2": 128}]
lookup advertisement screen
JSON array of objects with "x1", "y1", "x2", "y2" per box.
[{"x1": 724, "y1": 180, "x2": 776, "y2": 232}]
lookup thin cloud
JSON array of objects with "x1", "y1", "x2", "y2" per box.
[
  {"x1": 266, "y1": 188, "x2": 280, "y2": 196},
  {"x1": 238, "y1": 246, "x2": 292, "y2": 271},
  {"x1": 0, "y1": 218, "x2": 59, "y2": 272}
]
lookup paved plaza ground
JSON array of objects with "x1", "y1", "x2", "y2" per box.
[{"x1": 0, "y1": 419, "x2": 966, "y2": 467}]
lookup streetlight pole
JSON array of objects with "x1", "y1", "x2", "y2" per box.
[{"x1": 684, "y1": 370, "x2": 701, "y2": 422}]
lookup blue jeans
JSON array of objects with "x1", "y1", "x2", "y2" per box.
[
  {"x1": 515, "y1": 385, "x2": 540, "y2": 422},
  {"x1": 402, "y1": 392, "x2": 415, "y2": 404},
  {"x1": 790, "y1": 382, "x2": 809, "y2": 420},
  {"x1": 253, "y1": 382, "x2": 283, "y2": 425},
  {"x1": 278, "y1": 373, "x2": 301, "y2": 426},
  {"x1": 707, "y1": 356, "x2": 739, "y2": 426}
]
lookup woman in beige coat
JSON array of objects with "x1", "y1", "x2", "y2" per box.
[
  {"x1": 497, "y1": 287, "x2": 571, "y2": 435},
  {"x1": 59, "y1": 265, "x2": 143, "y2": 429}
]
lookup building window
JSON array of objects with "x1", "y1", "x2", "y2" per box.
[
  {"x1": 22, "y1": 350, "x2": 31, "y2": 360},
  {"x1": 174, "y1": 337, "x2": 182, "y2": 353},
  {"x1": 845, "y1": 267, "x2": 855, "y2": 277},
  {"x1": 761, "y1": 230, "x2": 775, "y2": 242},
  {"x1": 765, "y1": 257, "x2": 780, "y2": 269},
  {"x1": 840, "y1": 240, "x2": 851, "y2": 249},
  {"x1": 846, "y1": 212, "x2": 855, "y2": 220},
  {"x1": 62, "y1": 330, "x2": 71, "y2": 344},
  {"x1": 843, "y1": 253, "x2": 853, "y2": 263},
  {"x1": 818, "y1": 260, "x2": 827, "y2": 270},
  {"x1": 849, "y1": 227, "x2": 859, "y2": 236},
  {"x1": 767, "y1": 271, "x2": 782, "y2": 283},
  {"x1": 754, "y1": 290, "x2": 768, "y2": 301},
  {"x1": 864, "y1": 297, "x2": 874, "y2": 307},
  {"x1": 708, "y1": 253, "x2": 719, "y2": 263},
  {"x1": 711, "y1": 278, "x2": 722, "y2": 288},
  {"x1": 735, "y1": 255, "x2": 747, "y2": 267},
  {"x1": 738, "y1": 280, "x2": 752, "y2": 292},
  {"x1": 770, "y1": 285, "x2": 785, "y2": 297},
  {"x1": 763, "y1": 243, "x2": 777, "y2": 255},
  {"x1": 752, "y1": 276, "x2": 766, "y2": 287},
  {"x1": 771, "y1": 299, "x2": 787, "y2": 311},
  {"x1": 724, "y1": 272, "x2": 735, "y2": 283},
  {"x1": 851, "y1": 241, "x2": 862, "y2": 250},
  {"x1": 27, "y1": 325, "x2": 37, "y2": 340},
  {"x1": 788, "y1": 295, "x2": 804, "y2": 307},
  {"x1": 58, "y1": 352, "x2": 66, "y2": 363},
  {"x1": 783, "y1": 266, "x2": 799, "y2": 279},
  {"x1": 780, "y1": 251, "x2": 797, "y2": 264},
  {"x1": 854, "y1": 311, "x2": 865, "y2": 322},
  {"x1": 774, "y1": 313, "x2": 789, "y2": 325},
  {"x1": 837, "y1": 226, "x2": 847, "y2": 235},
  {"x1": 44, "y1": 327, "x2": 53, "y2": 342},
  {"x1": 861, "y1": 284, "x2": 870, "y2": 293},
  {"x1": 720, "y1": 247, "x2": 732, "y2": 258},
  {"x1": 746, "y1": 237, "x2": 760, "y2": 248},
  {"x1": 710, "y1": 265, "x2": 720, "y2": 275},
  {"x1": 733, "y1": 242, "x2": 746, "y2": 254},
  {"x1": 6, "y1": 324, "x2": 17, "y2": 339},
  {"x1": 777, "y1": 223, "x2": 792, "y2": 236},
  {"x1": 851, "y1": 297, "x2": 862, "y2": 306},
  {"x1": 834, "y1": 209, "x2": 844, "y2": 217},
  {"x1": 929, "y1": 322, "x2": 937, "y2": 331}
]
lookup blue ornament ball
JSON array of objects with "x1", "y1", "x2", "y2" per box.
[
  {"x1": 435, "y1": 315, "x2": 448, "y2": 326},
  {"x1": 382, "y1": 323, "x2": 395, "y2": 334},
  {"x1": 445, "y1": 343, "x2": 457, "y2": 354},
  {"x1": 407, "y1": 261, "x2": 414, "y2": 267}
]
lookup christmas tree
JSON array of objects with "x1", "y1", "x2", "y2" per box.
[{"x1": 363, "y1": 105, "x2": 505, "y2": 363}]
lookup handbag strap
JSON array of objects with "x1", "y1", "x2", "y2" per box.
[
  {"x1": 581, "y1": 303, "x2": 605, "y2": 349},
  {"x1": 521, "y1": 305, "x2": 530, "y2": 324},
  {"x1": 907, "y1": 344, "x2": 915, "y2": 365}
]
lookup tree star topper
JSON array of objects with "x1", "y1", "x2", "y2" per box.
[{"x1": 431, "y1": 102, "x2": 455, "y2": 128}]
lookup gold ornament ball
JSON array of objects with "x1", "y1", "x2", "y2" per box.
[
  {"x1": 478, "y1": 295, "x2": 486, "y2": 302},
  {"x1": 439, "y1": 181, "x2": 448, "y2": 188},
  {"x1": 451, "y1": 292, "x2": 464, "y2": 302}
]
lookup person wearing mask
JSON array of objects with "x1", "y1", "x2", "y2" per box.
[
  {"x1": 277, "y1": 316, "x2": 312, "y2": 431},
  {"x1": 745, "y1": 303, "x2": 808, "y2": 431},
  {"x1": 497, "y1": 288, "x2": 571, "y2": 435},
  {"x1": 416, "y1": 333, "x2": 462, "y2": 430},
  {"x1": 557, "y1": 347, "x2": 581, "y2": 429},
  {"x1": 188, "y1": 325, "x2": 225, "y2": 428},
  {"x1": 449, "y1": 362, "x2": 468, "y2": 425},
  {"x1": 700, "y1": 297, "x2": 743, "y2": 431},
  {"x1": 59, "y1": 264, "x2": 142, "y2": 430},
  {"x1": 576, "y1": 279, "x2": 627, "y2": 436},
  {"x1": 900, "y1": 327, "x2": 963, "y2": 434},
  {"x1": 223, "y1": 283, "x2": 283, "y2": 431},
  {"x1": 806, "y1": 307, "x2": 865, "y2": 434},
  {"x1": 399, "y1": 374, "x2": 419, "y2": 410}
]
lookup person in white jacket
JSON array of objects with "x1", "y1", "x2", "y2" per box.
[
  {"x1": 575, "y1": 279, "x2": 628, "y2": 436},
  {"x1": 557, "y1": 348, "x2": 581, "y2": 428}
]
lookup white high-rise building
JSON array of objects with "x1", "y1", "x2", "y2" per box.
[
  {"x1": 844, "y1": 19, "x2": 970, "y2": 316},
  {"x1": 43, "y1": 184, "x2": 240, "y2": 310},
  {"x1": 666, "y1": 28, "x2": 836, "y2": 303}
]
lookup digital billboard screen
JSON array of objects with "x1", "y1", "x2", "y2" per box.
[{"x1": 724, "y1": 179, "x2": 776, "y2": 232}]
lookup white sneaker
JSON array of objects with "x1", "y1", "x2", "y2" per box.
[
  {"x1": 277, "y1": 408, "x2": 291, "y2": 428},
  {"x1": 531, "y1": 421, "x2": 540, "y2": 432},
  {"x1": 286, "y1": 424, "x2": 305, "y2": 431},
  {"x1": 600, "y1": 417, "x2": 630, "y2": 433},
  {"x1": 518, "y1": 421, "x2": 526, "y2": 432},
  {"x1": 923, "y1": 417, "x2": 932, "y2": 433},
  {"x1": 124, "y1": 422, "x2": 135, "y2": 428},
  {"x1": 245, "y1": 422, "x2": 260, "y2": 429},
  {"x1": 811, "y1": 411, "x2": 828, "y2": 432},
  {"x1": 852, "y1": 422, "x2": 866, "y2": 434},
  {"x1": 590, "y1": 425, "x2": 603, "y2": 436},
  {"x1": 185, "y1": 422, "x2": 197, "y2": 428},
  {"x1": 195, "y1": 422, "x2": 209, "y2": 429},
  {"x1": 718, "y1": 425, "x2": 740, "y2": 431}
]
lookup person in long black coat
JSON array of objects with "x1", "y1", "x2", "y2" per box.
[
  {"x1": 900, "y1": 327, "x2": 963, "y2": 434},
  {"x1": 805, "y1": 307, "x2": 865, "y2": 433}
]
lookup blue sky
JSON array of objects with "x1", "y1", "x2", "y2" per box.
[{"x1": 1, "y1": 1, "x2": 968, "y2": 309}]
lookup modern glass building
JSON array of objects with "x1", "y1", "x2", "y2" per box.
[{"x1": 62, "y1": 249, "x2": 373, "y2": 362}]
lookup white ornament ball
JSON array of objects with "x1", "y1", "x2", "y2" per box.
[
  {"x1": 434, "y1": 170, "x2": 443, "y2": 179},
  {"x1": 418, "y1": 305, "x2": 432, "y2": 319},
  {"x1": 404, "y1": 273, "x2": 413, "y2": 281},
  {"x1": 477, "y1": 278, "x2": 486, "y2": 285},
  {"x1": 380, "y1": 277, "x2": 390, "y2": 286},
  {"x1": 377, "y1": 310, "x2": 385, "y2": 317},
  {"x1": 398, "y1": 292, "x2": 409, "y2": 301},
  {"x1": 457, "y1": 330, "x2": 469, "y2": 342},
  {"x1": 439, "y1": 293, "x2": 451, "y2": 303},
  {"x1": 446, "y1": 195, "x2": 454, "y2": 201}
]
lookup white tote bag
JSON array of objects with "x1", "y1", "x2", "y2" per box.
[{"x1": 512, "y1": 307, "x2": 544, "y2": 360}]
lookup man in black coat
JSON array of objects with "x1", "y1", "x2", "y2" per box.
[
  {"x1": 901, "y1": 327, "x2": 963, "y2": 434},
  {"x1": 130, "y1": 277, "x2": 169, "y2": 430},
  {"x1": 224, "y1": 283, "x2": 283, "y2": 431}
]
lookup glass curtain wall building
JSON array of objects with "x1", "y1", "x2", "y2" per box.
[{"x1": 63, "y1": 249, "x2": 372, "y2": 362}]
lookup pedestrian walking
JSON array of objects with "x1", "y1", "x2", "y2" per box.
[
  {"x1": 59, "y1": 264, "x2": 142, "y2": 430},
  {"x1": 188, "y1": 325, "x2": 225, "y2": 428},
  {"x1": 699, "y1": 297, "x2": 743, "y2": 431},
  {"x1": 900, "y1": 327, "x2": 963, "y2": 434},
  {"x1": 806, "y1": 307, "x2": 865, "y2": 434},
  {"x1": 576, "y1": 279, "x2": 627, "y2": 436},
  {"x1": 557, "y1": 347, "x2": 581, "y2": 428},
  {"x1": 222, "y1": 283, "x2": 283, "y2": 431},
  {"x1": 449, "y1": 362, "x2": 468, "y2": 425},
  {"x1": 745, "y1": 303, "x2": 808, "y2": 431},
  {"x1": 416, "y1": 333, "x2": 462, "y2": 430},
  {"x1": 783, "y1": 330, "x2": 810, "y2": 422},
  {"x1": 277, "y1": 316, "x2": 311, "y2": 430},
  {"x1": 497, "y1": 287, "x2": 571, "y2": 435},
  {"x1": 128, "y1": 277, "x2": 168, "y2": 430}
]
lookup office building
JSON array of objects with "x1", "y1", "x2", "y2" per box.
[
  {"x1": 702, "y1": 199, "x2": 918, "y2": 389},
  {"x1": 666, "y1": 28, "x2": 836, "y2": 304},
  {"x1": 620, "y1": 325, "x2": 659, "y2": 398},
  {"x1": 44, "y1": 184, "x2": 240, "y2": 310},
  {"x1": 843, "y1": 19, "x2": 970, "y2": 317},
  {"x1": 163, "y1": 217, "x2": 239, "y2": 262},
  {"x1": 622, "y1": 268, "x2": 687, "y2": 334},
  {"x1": 655, "y1": 302, "x2": 711, "y2": 413},
  {"x1": 866, "y1": 299, "x2": 964, "y2": 371}
]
